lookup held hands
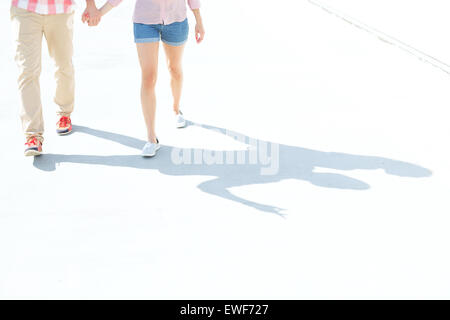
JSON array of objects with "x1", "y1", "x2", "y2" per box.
[{"x1": 82, "y1": 0, "x2": 102, "y2": 27}]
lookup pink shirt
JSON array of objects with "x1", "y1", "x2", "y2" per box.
[
  {"x1": 108, "y1": 0, "x2": 201, "y2": 25},
  {"x1": 11, "y1": 0, "x2": 75, "y2": 15}
]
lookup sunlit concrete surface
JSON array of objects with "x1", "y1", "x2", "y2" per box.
[{"x1": 0, "y1": 0, "x2": 449, "y2": 299}]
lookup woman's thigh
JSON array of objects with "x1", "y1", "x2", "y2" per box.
[
  {"x1": 136, "y1": 42, "x2": 160, "y2": 75},
  {"x1": 163, "y1": 42, "x2": 185, "y2": 71}
]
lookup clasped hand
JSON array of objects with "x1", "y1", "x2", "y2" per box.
[{"x1": 82, "y1": 0, "x2": 102, "y2": 27}]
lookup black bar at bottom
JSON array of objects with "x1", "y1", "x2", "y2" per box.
[{"x1": 0, "y1": 300, "x2": 448, "y2": 318}]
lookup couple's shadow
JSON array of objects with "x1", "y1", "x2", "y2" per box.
[{"x1": 33, "y1": 122, "x2": 432, "y2": 216}]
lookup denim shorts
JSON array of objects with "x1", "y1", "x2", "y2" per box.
[{"x1": 134, "y1": 19, "x2": 189, "y2": 46}]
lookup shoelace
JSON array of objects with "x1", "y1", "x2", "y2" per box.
[
  {"x1": 58, "y1": 116, "x2": 71, "y2": 128},
  {"x1": 25, "y1": 137, "x2": 39, "y2": 147}
]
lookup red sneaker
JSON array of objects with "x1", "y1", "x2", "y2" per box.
[
  {"x1": 24, "y1": 136, "x2": 42, "y2": 157},
  {"x1": 56, "y1": 116, "x2": 72, "y2": 135}
]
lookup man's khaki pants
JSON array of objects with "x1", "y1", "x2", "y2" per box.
[{"x1": 10, "y1": 6, "x2": 75, "y2": 141}]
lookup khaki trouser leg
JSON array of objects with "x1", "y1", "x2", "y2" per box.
[
  {"x1": 44, "y1": 12, "x2": 75, "y2": 117},
  {"x1": 11, "y1": 6, "x2": 44, "y2": 141}
]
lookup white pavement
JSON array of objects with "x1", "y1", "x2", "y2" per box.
[{"x1": 1, "y1": 0, "x2": 450, "y2": 299}]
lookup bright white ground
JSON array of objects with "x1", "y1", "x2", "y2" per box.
[{"x1": 0, "y1": 0, "x2": 449, "y2": 299}]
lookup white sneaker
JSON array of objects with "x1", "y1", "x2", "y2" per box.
[
  {"x1": 141, "y1": 139, "x2": 160, "y2": 157},
  {"x1": 175, "y1": 110, "x2": 186, "y2": 128}
]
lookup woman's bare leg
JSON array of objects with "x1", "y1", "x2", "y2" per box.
[
  {"x1": 136, "y1": 42, "x2": 159, "y2": 143},
  {"x1": 163, "y1": 43, "x2": 185, "y2": 115}
]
